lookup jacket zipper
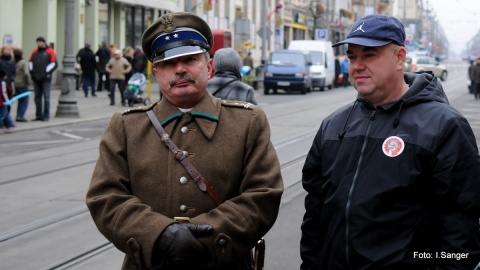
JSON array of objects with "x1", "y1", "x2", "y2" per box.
[{"x1": 345, "y1": 109, "x2": 377, "y2": 267}]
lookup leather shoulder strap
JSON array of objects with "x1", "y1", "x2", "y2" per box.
[{"x1": 146, "y1": 110, "x2": 224, "y2": 206}]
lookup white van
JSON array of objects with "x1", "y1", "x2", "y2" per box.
[{"x1": 288, "y1": 40, "x2": 335, "y2": 91}]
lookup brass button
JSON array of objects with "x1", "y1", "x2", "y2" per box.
[
  {"x1": 181, "y1": 126, "x2": 189, "y2": 134},
  {"x1": 218, "y1": 238, "x2": 226, "y2": 246},
  {"x1": 180, "y1": 205, "x2": 188, "y2": 213},
  {"x1": 180, "y1": 176, "x2": 188, "y2": 185}
]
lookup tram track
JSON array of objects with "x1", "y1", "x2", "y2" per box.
[
  {"x1": 0, "y1": 131, "x2": 310, "y2": 255},
  {"x1": 0, "y1": 149, "x2": 308, "y2": 269},
  {"x1": 0, "y1": 92, "x2": 337, "y2": 269},
  {"x1": 0, "y1": 160, "x2": 97, "y2": 187},
  {"x1": 0, "y1": 150, "x2": 308, "y2": 242},
  {"x1": 41, "y1": 180, "x2": 308, "y2": 270},
  {"x1": 40, "y1": 241, "x2": 113, "y2": 270}
]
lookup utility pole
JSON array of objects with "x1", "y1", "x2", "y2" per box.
[
  {"x1": 56, "y1": 0, "x2": 79, "y2": 117},
  {"x1": 261, "y1": 0, "x2": 267, "y2": 65}
]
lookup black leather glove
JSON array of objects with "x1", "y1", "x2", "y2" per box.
[{"x1": 158, "y1": 223, "x2": 213, "y2": 267}]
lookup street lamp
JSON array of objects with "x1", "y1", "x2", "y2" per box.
[{"x1": 56, "y1": 0, "x2": 79, "y2": 118}]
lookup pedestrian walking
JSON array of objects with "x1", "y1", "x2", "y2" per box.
[
  {"x1": 301, "y1": 14, "x2": 480, "y2": 269},
  {"x1": 133, "y1": 45, "x2": 147, "y2": 74},
  {"x1": 78, "y1": 43, "x2": 100, "y2": 97},
  {"x1": 86, "y1": 12, "x2": 283, "y2": 270},
  {"x1": 0, "y1": 45, "x2": 16, "y2": 89},
  {"x1": 75, "y1": 43, "x2": 87, "y2": 91},
  {"x1": 29, "y1": 36, "x2": 57, "y2": 122},
  {"x1": 242, "y1": 52, "x2": 254, "y2": 75},
  {"x1": 123, "y1": 46, "x2": 134, "y2": 88},
  {"x1": 468, "y1": 59, "x2": 475, "y2": 94},
  {"x1": 340, "y1": 57, "x2": 349, "y2": 87},
  {"x1": 473, "y1": 57, "x2": 480, "y2": 100},
  {"x1": 13, "y1": 47, "x2": 31, "y2": 122},
  {"x1": 0, "y1": 45, "x2": 16, "y2": 127},
  {"x1": 105, "y1": 49, "x2": 131, "y2": 106},
  {"x1": 334, "y1": 55, "x2": 341, "y2": 88},
  {"x1": 95, "y1": 41, "x2": 110, "y2": 92},
  {"x1": 0, "y1": 70, "x2": 15, "y2": 133},
  {"x1": 208, "y1": 48, "x2": 257, "y2": 104}
]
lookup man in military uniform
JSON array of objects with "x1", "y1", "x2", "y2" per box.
[{"x1": 86, "y1": 12, "x2": 283, "y2": 270}]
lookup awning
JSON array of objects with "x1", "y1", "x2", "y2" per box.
[
  {"x1": 292, "y1": 23, "x2": 308, "y2": 30},
  {"x1": 115, "y1": 0, "x2": 182, "y2": 12}
]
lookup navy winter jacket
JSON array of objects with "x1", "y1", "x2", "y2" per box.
[{"x1": 301, "y1": 72, "x2": 480, "y2": 269}]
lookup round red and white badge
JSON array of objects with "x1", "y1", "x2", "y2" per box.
[{"x1": 382, "y1": 136, "x2": 405, "y2": 157}]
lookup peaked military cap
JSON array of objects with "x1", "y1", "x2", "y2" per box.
[{"x1": 142, "y1": 12, "x2": 213, "y2": 64}]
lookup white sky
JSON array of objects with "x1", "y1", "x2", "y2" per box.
[{"x1": 428, "y1": 0, "x2": 480, "y2": 55}]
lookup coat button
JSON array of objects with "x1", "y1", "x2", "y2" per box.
[
  {"x1": 218, "y1": 238, "x2": 227, "y2": 246},
  {"x1": 180, "y1": 176, "x2": 188, "y2": 185},
  {"x1": 181, "y1": 126, "x2": 189, "y2": 134},
  {"x1": 182, "y1": 150, "x2": 189, "y2": 157},
  {"x1": 180, "y1": 205, "x2": 188, "y2": 213}
]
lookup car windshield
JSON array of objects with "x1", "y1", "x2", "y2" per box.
[
  {"x1": 271, "y1": 52, "x2": 305, "y2": 65},
  {"x1": 309, "y1": 51, "x2": 323, "y2": 65}
]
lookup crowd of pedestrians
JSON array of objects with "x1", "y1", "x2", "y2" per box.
[
  {"x1": 76, "y1": 42, "x2": 148, "y2": 107},
  {"x1": 0, "y1": 36, "x2": 148, "y2": 133},
  {"x1": 1, "y1": 36, "x2": 57, "y2": 132}
]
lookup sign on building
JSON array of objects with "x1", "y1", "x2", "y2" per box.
[
  {"x1": 315, "y1": 29, "x2": 328, "y2": 40},
  {"x1": 3, "y1": 35, "x2": 13, "y2": 46}
]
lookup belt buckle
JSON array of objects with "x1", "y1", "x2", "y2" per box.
[{"x1": 174, "y1": 217, "x2": 190, "y2": 223}]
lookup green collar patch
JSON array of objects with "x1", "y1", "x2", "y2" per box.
[{"x1": 190, "y1": 112, "x2": 219, "y2": 122}]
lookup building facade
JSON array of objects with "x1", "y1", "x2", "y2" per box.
[{"x1": 0, "y1": 0, "x2": 448, "y2": 85}]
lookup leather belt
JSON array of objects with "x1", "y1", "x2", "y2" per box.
[{"x1": 147, "y1": 110, "x2": 224, "y2": 206}]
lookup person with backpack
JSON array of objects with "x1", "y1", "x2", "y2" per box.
[
  {"x1": 29, "y1": 36, "x2": 57, "y2": 122},
  {"x1": 207, "y1": 48, "x2": 257, "y2": 104},
  {"x1": 13, "y1": 47, "x2": 31, "y2": 122}
]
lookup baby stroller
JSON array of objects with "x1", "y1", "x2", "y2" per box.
[{"x1": 124, "y1": 72, "x2": 148, "y2": 107}]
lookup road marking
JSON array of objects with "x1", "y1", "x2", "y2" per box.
[
  {"x1": 0, "y1": 140, "x2": 76, "y2": 146},
  {"x1": 51, "y1": 130, "x2": 86, "y2": 140}
]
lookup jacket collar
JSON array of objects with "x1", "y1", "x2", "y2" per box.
[{"x1": 154, "y1": 92, "x2": 220, "y2": 140}]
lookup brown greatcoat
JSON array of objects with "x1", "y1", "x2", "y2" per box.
[{"x1": 86, "y1": 92, "x2": 284, "y2": 270}]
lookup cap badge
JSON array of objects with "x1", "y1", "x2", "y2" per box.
[
  {"x1": 382, "y1": 136, "x2": 405, "y2": 158},
  {"x1": 161, "y1": 14, "x2": 176, "y2": 33}
]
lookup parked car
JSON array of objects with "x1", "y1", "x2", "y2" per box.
[
  {"x1": 263, "y1": 50, "x2": 312, "y2": 95},
  {"x1": 404, "y1": 54, "x2": 448, "y2": 81}
]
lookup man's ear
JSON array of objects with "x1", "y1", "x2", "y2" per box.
[
  {"x1": 207, "y1": 58, "x2": 213, "y2": 77},
  {"x1": 397, "y1": 46, "x2": 407, "y2": 71},
  {"x1": 152, "y1": 64, "x2": 158, "y2": 76}
]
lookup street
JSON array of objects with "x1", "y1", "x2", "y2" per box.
[{"x1": 0, "y1": 61, "x2": 479, "y2": 269}]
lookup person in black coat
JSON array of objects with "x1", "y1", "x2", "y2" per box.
[
  {"x1": 207, "y1": 48, "x2": 257, "y2": 104},
  {"x1": 95, "y1": 41, "x2": 110, "y2": 92},
  {"x1": 333, "y1": 55, "x2": 341, "y2": 88},
  {"x1": 78, "y1": 43, "x2": 100, "y2": 97}
]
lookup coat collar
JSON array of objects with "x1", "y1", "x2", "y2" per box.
[{"x1": 154, "y1": 92, "x2": 221, "y2": 140}]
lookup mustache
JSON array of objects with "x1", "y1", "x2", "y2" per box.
[{"x1": 170, "y1": 74, "x2": 196, "y2": 87}]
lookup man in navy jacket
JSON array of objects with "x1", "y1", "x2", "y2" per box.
[{"x1": 301, "y1": 14, "x2": 480, "y2": 270}]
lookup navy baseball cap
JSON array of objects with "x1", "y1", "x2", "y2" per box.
[{"x1": 332, "y1": 14, "x2": 405, "y2": 47}]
